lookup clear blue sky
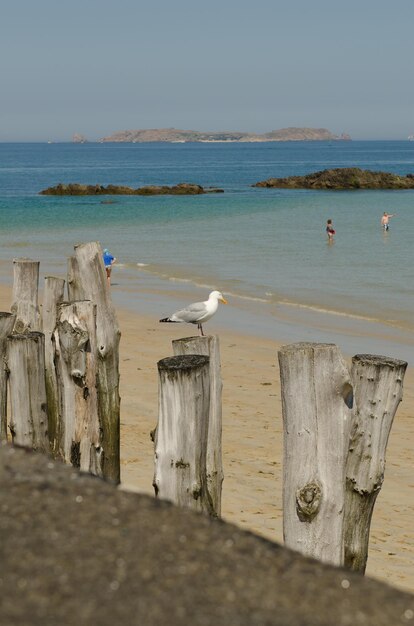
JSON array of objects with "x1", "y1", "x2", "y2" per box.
[{"x1": 1, "y1": 0, "x2": 413, "y2": 141}]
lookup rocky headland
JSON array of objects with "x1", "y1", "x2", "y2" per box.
[
  {"x1": 101, "y1": 127, "x2": 350, "y2": 143},
  {"x1": 253, "y1": 168, "x2": 414, "y2": 189},
  {"x1": 40, "y1": 183, "x2": 224, "y2": 196}
]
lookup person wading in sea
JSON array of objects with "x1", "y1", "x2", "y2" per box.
[
  {"x1": 326, "y1": 219, "x2": 336, "y2": 242},
  {"x1": 381, "y1": 212, "x2": 395, "y2": 231}
]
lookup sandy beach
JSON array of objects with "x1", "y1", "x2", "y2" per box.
[{"x1": 0, "y1": 282, "x2": 412, "y2": 594}]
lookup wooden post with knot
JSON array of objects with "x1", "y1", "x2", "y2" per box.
[
  {"x1": 278, "y1": 342, "x2": 354, "y2": 566},
  {"x1": 54, "y1": 300, "x2": 102, "y2": 476}
]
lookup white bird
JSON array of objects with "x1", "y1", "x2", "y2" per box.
[{"x1": 159, "y1": 290, "x2": 227, "y2": 336}]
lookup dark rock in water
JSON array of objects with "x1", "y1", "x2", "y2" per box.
[
  {"x1": 136, "y1": 183, "x2": 205, "y2": 195},
  {"x1": 253, "y1": 167, "x2": 414, "y2": 189},
  {"x1": 40, "y1": 182, "x2": 224, "y2": 195},
  {"x1": 0, "y1": 444, "x2": 412, "y2": 626}
]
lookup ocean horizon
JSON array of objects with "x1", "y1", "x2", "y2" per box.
[{"x1": 0, "y1": 140, "x2": 413, "y2": 362}]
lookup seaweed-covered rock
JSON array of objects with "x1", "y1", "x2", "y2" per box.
[
  {"x1": 253, "y1": 167, "x2": 414, "y2": 189},
  {"x1": 40, "y1": 182, "x2": 224, "y2": 195},
  {"x1": 136, "y1": 183, "x2": 205, "y2": 195}
]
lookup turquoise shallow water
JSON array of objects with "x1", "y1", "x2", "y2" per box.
[{"x1": 0, "y1": 141, "x2": 413, "y2": 361}]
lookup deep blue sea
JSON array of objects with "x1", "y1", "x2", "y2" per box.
[{"x1": 0, "y1": 141, "x2": 413, "y2": 360}]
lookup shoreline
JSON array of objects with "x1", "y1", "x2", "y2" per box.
[
  {"x1": 4, "y1": 253, "x2": 413, "y2": 362},
  {"x1": 108, "y1": 268, "x2": 414, "y2": 365},
  {"x1": 0, "y1": 277, "x2": 412, "y2": 593}
]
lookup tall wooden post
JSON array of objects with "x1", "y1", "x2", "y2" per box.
[
  {"x1": 71, "y1": 242, "x2": 120, "y2": 483},
  {"x1": 154, "y1": 354, "x2": 213, "y2": 514},
  {"x1": 67, "y1": 256, "x2": 85, "y2": 301},
  {"x1": 11, "y1": 258, "x2": 41, "y2": 333},
  {"x1": 43, "y1": 276, "x2": 65, "y2": 455},
  {"x1": 173, "y1": 335, "x2": 223, "y2": 517},
  {"x1": 54, "y1": 301, "x2": 102, "y2": 476},
  {"x1": 0, "y1": 312, "x2": 16, "y2": 442},
  {"x1": 344, "y1": 354, "x2": 407, "y2": 573},
  {"x1": 278, "y1": 342, "x2": 353, "y2": 566},
  {"x1": 7, "y1": 332, "x2": 49, "y2": 453}
]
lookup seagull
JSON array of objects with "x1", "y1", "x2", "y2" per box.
[{"x1": 159, "y1": 290, "x2": 227, "y2": 336}]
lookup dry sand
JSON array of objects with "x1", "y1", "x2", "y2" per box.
[{"x1": 1, "y1": 284, "x2": 412, "y2": 593}]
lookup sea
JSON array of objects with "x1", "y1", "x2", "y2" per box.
[{"x1": 0, "y1": 140, "x2": 413, "y2": 362}]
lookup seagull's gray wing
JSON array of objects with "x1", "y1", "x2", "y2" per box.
[{"x1": 171, "y1": 301, "x2": 207, "y2": 323}]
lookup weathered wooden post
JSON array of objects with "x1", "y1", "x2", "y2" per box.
[
  {"x1": 67, "y1": 256, "x2": 85, "y2": 301},
  {"x1": 0, "y1": 312, "x2": 16, "y2": 442},
  {"x1": 173, "y1": 335, "x2": 223, "y2": 517},
  {"x1": 54, "y1": 300, "x2": 102, "y2": 476},
  {"x1": 11, "y1": 258, "x2": 41, "y2": 333},
  {"x1": 344, "y1": 354, "x2": 407, "y2": 573},
  {"x1": 7, "y1": 332, "x2": 49, "y2": 453},
  {"x1": 153, "y1": 354, "x2": 214, "y2": 514},
  {"x1": 71, "y1": 242, "x2": 120, "y2": 483},
  {"x1": 42, "y1": 276, "x2": 65, "y2": 455},
  {"x1": 278, "y1": 342, "x2": 353, "y2": 566}
]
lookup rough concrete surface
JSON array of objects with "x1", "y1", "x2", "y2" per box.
[{"x1": 0, "y1": 445, "x2": 413, "y2": 626}]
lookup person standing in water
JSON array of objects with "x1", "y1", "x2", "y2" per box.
[
  {"x1": 326, "y1": 219, "x2": 336, "y2": 241},
  {"x1": 103, "y1": 248, "x2": 116, "y2": 286},
  {"x1": 381, "y1": 212, "x2": 395, "y2": 231}
]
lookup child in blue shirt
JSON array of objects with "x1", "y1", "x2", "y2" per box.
[{"x1": 103, "y1": 248, "x2": 116, "y2": 286}]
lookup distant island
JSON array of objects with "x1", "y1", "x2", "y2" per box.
[
  {"x1": 40, "y1": 183, "x2": 224, "y2": 196},
  {"x1": 72, "y1": 133, "x2": 87, "y2": 144},
  {"x1": 99, "y1": 127, "x2": 351, "y2": 143},
  {"x1": 253, "y1": 168, "x2": 414, "y2": 189}
]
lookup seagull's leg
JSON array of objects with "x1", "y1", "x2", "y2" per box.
[{"x1": 200, "y1": 324, "x2": 204, "y2": 336}]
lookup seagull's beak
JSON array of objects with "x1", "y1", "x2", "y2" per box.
[{"x1": 220, "y1": 297, "x2": 228, "y2": 304}]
